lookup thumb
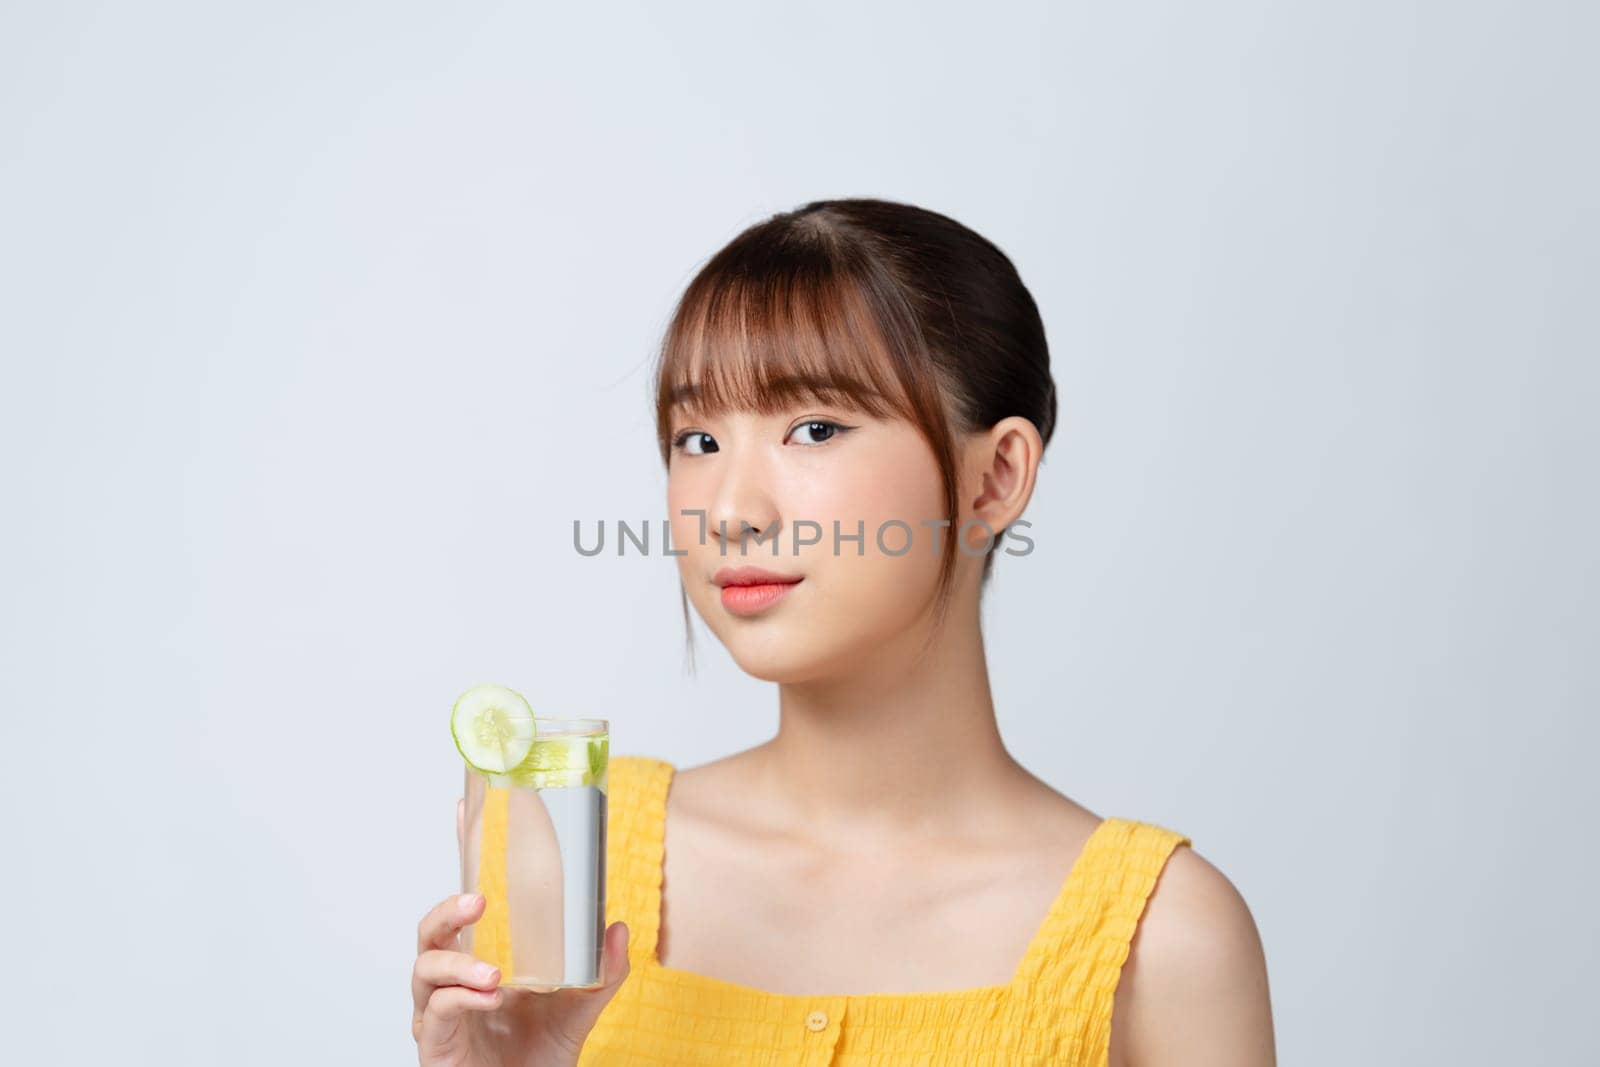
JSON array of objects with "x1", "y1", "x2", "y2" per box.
[
  {"x1": 547, "y1": 920, "x2": 631, "y2": 1057},
  {"x1": 570, "y1": 921, "x2": 631, "y2": 1011},
  {"x1": 594, "y1": 920, "x2": 631, "y2": 994}
]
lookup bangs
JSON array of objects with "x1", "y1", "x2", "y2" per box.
[{"x1": 653, "y1": 233, "x2": 932, "y2": 455}]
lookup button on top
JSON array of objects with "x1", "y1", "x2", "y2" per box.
[{"x1": 805, "y1": 1009, "x2": 828, "y2": 1032}]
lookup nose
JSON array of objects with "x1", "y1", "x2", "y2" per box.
[{"x1": 707, "y1": 446, "x2": 782, "y2": 554}]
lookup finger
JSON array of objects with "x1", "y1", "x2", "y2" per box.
[
  {"x1": 417, "y1": 892, "x2": 484, "y2": 955},
  {"x1": 601, "y1": 920, "x2": 631, "y2": 988},
  {"x1": 551, "y1": 922, "x2": 630, "y2": 1043},
  {"x1": 415, "y1": 984, "x2": 503, "y2": 1049},
  {"x1": 412, "y1": 948, "x2": 500, "y2": 1019}
]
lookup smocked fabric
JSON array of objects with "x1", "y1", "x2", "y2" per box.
[{"x1": 578, "y1": 756, "x2": 1191, "y2": 1067}]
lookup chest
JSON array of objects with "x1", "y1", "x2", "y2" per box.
[{"x1": 656, "y1": 822, "x2": 1079, "y2": 996}]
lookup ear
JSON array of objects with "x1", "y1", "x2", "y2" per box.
[{"x1": 962, "y1": 416, "x2": 1043, "y2": 550}]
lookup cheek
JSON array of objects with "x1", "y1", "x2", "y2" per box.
[
  {"x1": 793, "y1": 440, "x2": 947, "y2": 619},
  {"x1": 792, "y1": 434, "x2": 945, "y2": 532},
  {"x1": 665, "y1": 480, "x2": 694, "y2": 545},
  {"x1": 666, "y1": 476, "x2": 714, "y2": 589}
]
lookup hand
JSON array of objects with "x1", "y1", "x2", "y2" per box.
[{"x1": 412, "y1": 797, "x2": 630, "y2": 1067}]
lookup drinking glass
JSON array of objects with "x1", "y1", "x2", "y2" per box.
[{"x1": 459, "y1": 717, "x2": 609, "y2": 990}]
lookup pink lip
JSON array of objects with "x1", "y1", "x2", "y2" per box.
[
  {"x1": 719, "y1": 580, "x2": 801, "y2": 616},
  {"x1": 713, "y1": 565, "x2": 803, "y2": 587}
]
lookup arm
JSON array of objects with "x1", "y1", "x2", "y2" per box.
[{"x1": 1109, "y1": 845, "x2": 1277, "y2": 1067}]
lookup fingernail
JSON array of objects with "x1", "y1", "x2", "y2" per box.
[
  {"x1": 459, "y1": 893, "x2": 480, "y2": 913},
  {"x1": 475, "y1": 963, "x2": 499, "y2": 984}
]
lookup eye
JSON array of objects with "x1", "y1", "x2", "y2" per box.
[
  {"x1": 671, "y1": 431, "x2": 718, "y2": 456},
  {"x1": 786, "y1": 419, "x2": 852, "y2": 446}
]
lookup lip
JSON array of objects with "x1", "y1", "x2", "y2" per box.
[
  {"x1": 713, "y1": 566, "x2": 803, "y2": 618},
  {"x1": 718, "y1": 580, "x2": 801, "y2": 616},
  {"x1": 713, "y1": 566, "x2": 804, "y2": 588}
]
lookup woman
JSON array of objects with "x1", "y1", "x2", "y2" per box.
[{"x1": 412, "y1": 197, "x2": 1276, "y2": 1065}]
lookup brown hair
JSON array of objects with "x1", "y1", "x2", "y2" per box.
[{"x1": 652, "y1": 197, "x2": 1057, "y2": 663}]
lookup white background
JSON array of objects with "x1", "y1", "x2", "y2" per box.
[{"x1": 2, "y1": 2, "x2": 1594, "y2": 1062}]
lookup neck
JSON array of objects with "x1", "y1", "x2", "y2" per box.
[{"x1": 750, "y1": 592, "x2": 1023, "y2": 848}]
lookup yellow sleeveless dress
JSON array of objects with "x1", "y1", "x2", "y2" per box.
[{"x1": 574, "y1": 756, "x2": 1192, "y2": 1066}]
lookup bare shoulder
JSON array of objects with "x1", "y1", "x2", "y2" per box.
[
  {"x1": 1109, "y1": 842, "x2": 1277, "y2": 1067},
  {"x1": 667, "y1": 749, "x2": 754, "y2": 814}
]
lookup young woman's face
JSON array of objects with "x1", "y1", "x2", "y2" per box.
[{"x1": 665, "y1": 401, "x2": 953, "y2": 681}]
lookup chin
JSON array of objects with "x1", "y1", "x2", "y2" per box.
[
  {"x1": 703, "y1": 623, "x2": 831, "y2": 682},
  {"x1": 720, "y1": 634, "x2": 821, "y2": 683},
  {"x1": 722, "y1": 625, "x2": 882, "y2": 684}
]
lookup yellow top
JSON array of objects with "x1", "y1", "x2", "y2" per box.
[{"x1": 575, "y1": 756, "x2": 1192, "y2": 1066}]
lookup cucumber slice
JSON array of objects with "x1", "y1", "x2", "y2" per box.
[
  {"x1": 481, "y1": 733, "x2": 609, "y2": 791},
  {"x1": 450, "y1": 684, "x2": 537, "y2": 774},
  {"x1": 587, "y1": 736, "x2": 609, "y2": 788}
]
